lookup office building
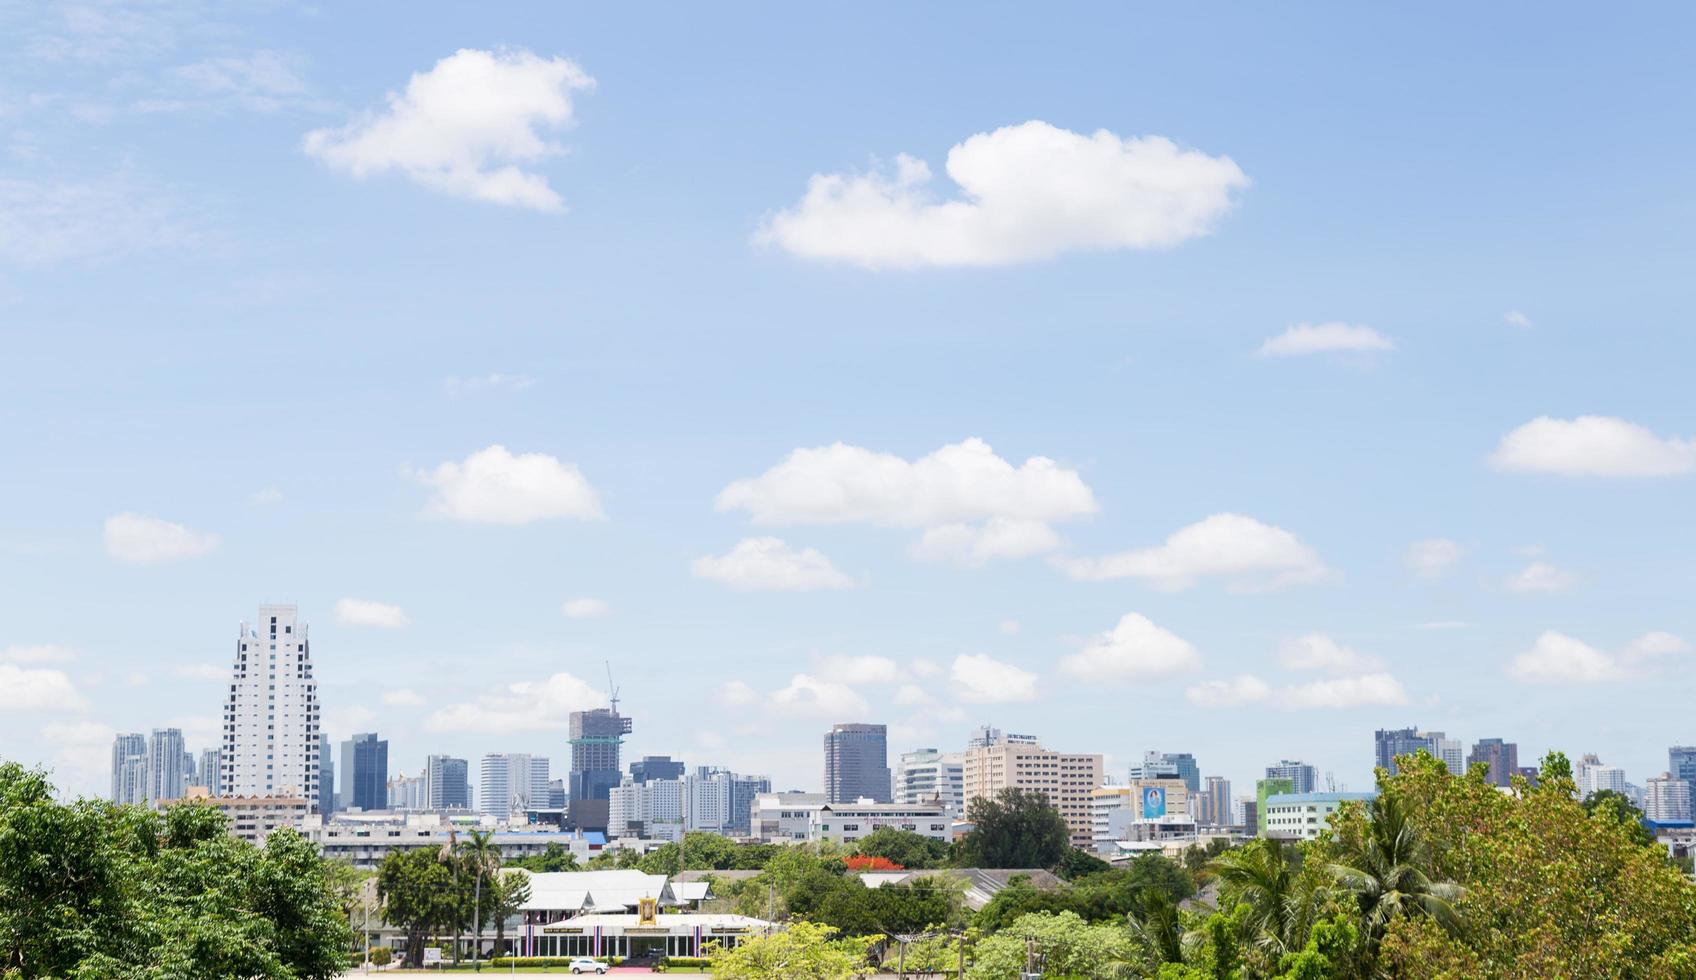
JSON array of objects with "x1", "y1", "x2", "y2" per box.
[
  {"x1": 1130, "y1": 752, "x2": 1199, "y2": 793},
  {"x1": 1264, "y1": 760, "x2": 1317, "y2": 795},
  {"x1": 222, "y1": 605, "x2": 321, "y2": 807},
  {"x1": 339, "y1": 732, "x2": 389, "y2": 812},
  {"x1": 182, "y1": 750, "x2": 197, "y2": 789},
  {"x1": 810, "y1": 800, "x2": 950, "y2": 845},
  {"x1": 1263, "y1": 792, "x2": 1377, "y2": 841},
  {"x1": 1468, "y1": 738, "x2": 1518, "y2": 787},
  {"x1": 1646, "y1": 772, "x2": 1693, "y2": 823},
  {"x1": 547, "y1": 778, "x2": 567, "y2": 810},
  {"x1": 388, "y1": 771, "x2": 427, "y2": 810},
  {"x1": 630, "y1": 756, "x2": 686, "y2": 785},
  {"x1": 895, "y1": 748, "x2": 965, "y2": 817},
  {"x1": 166, "y1": 788, "x2": 310, "y2": 844},
  {"x1": 146, "y1": 728, "x2": 187, "y2": 803},
  {"x1": 682, "y1": 767, "x2": 770, "y2": 835},
  {"x1": 1421, "y1": 731, "x2": 1464, "y2": 775},
  {"x1": 481, "y1": 753, "x2": 551, "y2": 821},
  {"x1": 823, "y1": 723, "x2": 892, "y2": 804},
  {"x1": 962, "y1": 731, "x2": 1103, "y2": 849},
  {"x1": 1090, "y1": 780, "x2": 1190, "y2": 851},
  {"x1": 1374, "y1": 727, "x2": 1434, "y2": 775},
  {"x1": 110, "y1": 733, "x2": 146, "y2": 804},
  {"x1": 750, "y1": 791, "x2": 829, "y2": 842},
  {"x1": 1198, "y1": 776, "x2": 1232, "y2": 827},
  {"x1": 965, "y1": 725, "x2": 1004, "y2": 749},
  {"x1": 1670, "y1": 746, "x2": 1696, "y2": 798},
  {"x1": 198, "y1": 748, "x2": 222, "y2": 794},
  {"x1": 569, "y1": 706, "x2": 632, "y2": 830},
  {"x1": 317, "y1": 734, "x2": 335, "y2": 815},
  {"x1": 426, "y1": 754, "x2": 472, "y2": 810},
  {"x1": 609, "y1": 775, "x2": 686, "y2": 841},
  {"x1": 1255, "y1": 778, "x2": 1295, "y2": 836}
]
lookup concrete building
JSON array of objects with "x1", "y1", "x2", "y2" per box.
[
  {"x1": 568, "y1": 706, "x2": 631, "y2": 831},
  {"x1": 1646, "y1": 772, "x2": 1694, "y2": 823},
  {"x1": 198, "y1": 748, "x2": 222, "y2": 794},
  {"x1": 146, "y1": 728, "x2": 187, "y2": 803},
  {"x1": 1670, "y1": 746, "x2": 1696, "y2": 798},
  {"x1": 629, "y1": 755, "x2": 685, "y2": 784},
  {"x1": 1421, "y1": 731, "x2": 1464, "y2": 775},
  {"x1": 1577, "y1": 754, "x2": 1627, "y2": 799},
  {"x1": 895, "y1": 748, "x2": 965, "y2": 817},
  {"x1": 339, "y1": 732, "x2": 389, "y2": 812},
  {"x1": 1264, "y1": 760, "x2": 1317, "y2": 795},
  {"x1": 962, "y1": 731, "x2": 1104, "y2": 850},
  {"x1": 609, "y1": 776, "x2": 685, "y2": 841},
  {"x1": 302, "y1": 812, "x2": 609, "y2": 869},
  {"x1": 110, "y1": 733, "x2": 146, "y2": 804},
  {"x1": 222, "y1": 605, "x2": 321, "y2": 807},
  {"x1": 749, "y1": 791, "x2": 828, "y2": 842},
  {"x1": 387, "y1": 771, "x2": 426, "y2": 810},
  {"x1": 1197, "y1": 776, "x2": 1232, "y2": 828},
  {"x1": 515, "y1": 871, "x2": 766, "y2": 959},
  {"x1": 1263, "y1": 792, "x2": 1377, "y2": 840},
  {"x1": 426, "y1": 754, "x2": 471, "y2": 810},
  {"x1": 682, "y1": 767, "x2": 769, "y2": 835},
  {"x1": 1130, "y1": 752, "x2": 1199, "y2": 793},
  {"x1": 1374, "y1": 727, "x2": 1433, "y2": 775},
  {"x1": 1090, "y1": 780, "x2": 1190, "y2": 851},
  {"x1": 810, "y1": 800, "x2": 950, "y2": 845},
  {"x1": 316, "y1": 734, "x2": 335, "y2": 815},
  {"x1": 824, "y1": 723, "x2": 891, "y2": 804},
  {"x1": 481, "y1": 753, "x2": 551, "y2": 821},
  {"x1": 1255, "y1": 778, "x2": 1295, "y2": 836},
  {"x1": 1468, "y1": 738, "x2": 1519, "y2": 787},
  {"x1": 166, "y1": 788, "x2": 310, "y2": 844}
]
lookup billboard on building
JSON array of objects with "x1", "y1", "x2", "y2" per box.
[{"x1": 1142, "y1": 786, "x2": 1166, "y2": 818}]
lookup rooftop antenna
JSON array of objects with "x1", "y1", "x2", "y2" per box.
[{"x1": 605, "y1": 660, "x2": 620, "y2": 715}]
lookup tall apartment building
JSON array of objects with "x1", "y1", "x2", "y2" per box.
[
  {"x1": 426, "y1": 755, "x2": 471, "y2": 809},
  {"x1": 110, "y1": 733, "x2": 146, "y2": 803},
  {"x1": 1374, "y1": 727, "x2": 1433, "y2": 775},
  {"x1": 568, "y1": 706, "x2": 631, "y2": 830},
  {"x1": 609, "y1": 775, "x2": 685, "y2": 841},
  {"x1": 962, "y1": 731, "x2": 1103, "y2": 850},
  {"x1": 222, "y1": 605, "x2": 320, "y2": 807},
  {"x1": 1264, "y1": 760, "x2": 1317, "y2": 795},
  {"x1": 1421, "y1": 731, "x2": 1464, "y2": 775},
  {"x1": 895, "y1": 748, "x2": 965, "y2": 817},
  {"x1": 198, "y1": 748, "x2": 222, "y2": 794},
  {"x1": 480, "y1": 753, "x2": 550, "y2": 820},
  {"x1": 1130, "y1": 752, "x2": 1199, "y2": 793},
  {"x1": 339, "y1": 732, "x2": 389, "y2": 812},
  {"x1": 1468, "y1": 738, "x2": 1518, "y2": 787},
  {"x1": 1646, "y1": 772, "x2": 1693, "y2": 823},
  {"x1": 1577, "y1": 754, "x2": 1627, "y2": 799},
  {"x1": 1198, "y1": 776, "x2": 1232, "y2": 827},
  {"x1": 387, "y1": 771, "x2": 426, "y2": 810},
  {"x1": 146, "y1": 728, "x2": 187, "y2": 803},
  {"x1": 824, "y1": 723, "x2": 891, "y2": 804},
  {"x1": 682, "y1": 767, "x2": 770, "y2": 835},
  {"x1": 317, "y1": 734, "x2": 336, "y2": 815}
]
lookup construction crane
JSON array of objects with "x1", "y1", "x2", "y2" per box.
[{"x1": 605, "y1": 660, "x2": 620, "y2": 715}]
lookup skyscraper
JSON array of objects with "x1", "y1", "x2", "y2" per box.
[
  {"x1": 146, "y1": 728, "x2": 186, "y2": 802},
  {"x1": 426, "y1": 754, "x2": 471, "y2": 810},
  {"x1": 629, "y1": 755, "x2": 685, "y2": 785},
  {"x1": 1421, "y1": 731, "x2": 1464, "y2": 775},
  {"x1": 339, "y1": 732, "x2": 389, "y2": 811},
  {"x1": 1374, "y1": 727, "x2": 1434, "y2": 774},
  {"x1": 110, "y1": 733, "x2": 145, "y2": 803},
  {"x1": 568, "y1": 706, "x2": 631, "y2": 829},
  {"x1": 895, "y1": 748, "x2": 965, "y2": 816},
  {"x1": 823, "y1": 723, "x2": 891, "y2": 804},
  {"x1": 1131, "y1": 751, "x2": 1200, "y2": 793},
  {"x1": 1199, "y1": 776, "x2": 1232, "y2": 827},
  {"x1": 222, "y1": 604, "x2": 320, "y2": 806},
  {"x1": 1264, "y1": 760, "x2": 1317, "y2": 795},
  {"x1": 198, "y1": 748, "x2": 222, "y2": 794},
  {"x1": 1669, "y1": 746, "x2": 1696, "y2": 799},
  {"x1": 1646, "y1": 772, "x2": 1693, "y2": 823},
  {"x1": 1468, "y1": 738, "x2": 1518, "y2": 787},
  {"x1": 480, "y1": 753, "x2": 550, "y2": 820},
  {"x1": 317, "y1": 734, "x2": 335, "y2": 814}
]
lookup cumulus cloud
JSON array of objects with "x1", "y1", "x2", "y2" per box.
[
  {"x1": 757, "y1": 120, "x2": 1247, "y2": 269},
  {"x1": 1256, "y1": 322, "x2": 1395, "y2": 358},
  {"x1": 103, "y1": 513, "x2": 220, "y2": 563},
  {"x1": 425, "y1": 671, "x2": 604, "y2": 732},
  {"x1": 1055, "y1": 513, "x2": 1328, "y2": 592},
  {"x1": 381, "y1": 688, "x2": 426, "y2": 707},
  {"x1": 1186, "y1": 671, "x2": 1407, "y2": 709},
  {"x1": 562, "y1": 597, "x2": 611, "y2": 619},
  {"x1": 816, "y1": 655, "x2": 903, "y2": 685},
  {"x1": 303, "y1": 48, "x2": 594, "y2": 211},
  {"x1": 691, "y1": 537, "x2": 854, "y2": 591},
  {"x1": 1507, "y1": 630, "x2": 1688, "y2": 684},
  {"x1": 1185, "y1": 675, "x2": 1272, "y2": 708},
  {"x1": 0, "y1": 644, "x2": 76, "y2": 664},
  {"x1": 1277, "y1": 633, "x2": 1384, "y2": 674},
  {"x1": 770, "y1": 673, "x2": 869, "y2": 718},
  {"x1": 1504, "y1": 561, "x2": 1576, "y2": 594},
  {"x1": 1059, "y1": 613, "x2": 1201, "y2": 683},
  {"x1": 413, "y1": 445, "x2": 602, "y2": 523},
  {"x1": 1489, "y1": 416, "x2": 1696, "y2": 478},
  {"x1": 0, "y1": 664, "x2": 88, "y2": 711},
  {"x1": 910, "y1": 518, "x2": 1063, "y2": 566},
  {"x1": 1406, "y1": 538, "x2": 1462, "y2": 578},
  {"x1": 1504, "y1": 310, "x2": 1532, "y2": 329},
  {"x1": 715, "y1": 680, "x2": 758, "y2": 707},
  {"x1": 951, "y1": 653, "x2": 1039, "y2": 703},
  {"x1": 335, "y1": 598, "x2": 411, "y2": 629}
]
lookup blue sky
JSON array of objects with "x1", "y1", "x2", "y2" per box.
[{"x1": 3, "y1": 2, "x2": 1694, "y2": 801}]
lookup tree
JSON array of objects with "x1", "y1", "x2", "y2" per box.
[
  {"x1": 852, "y1": 826, "x2": 951, "y2": 870},
  {"x1": 377, "y1": 847, "x2": 457, "y2": 966},
  {"x1": 966, "y1": 910, "x2": 1132, "y2": 980},
  {"x1": 507, "y1": 841, "x2": 578, "y2": 872},
  {"x1": 1211, "y1": 837, "x2": 1312, "y2": 957},
  {"x1": 708, "y1": 920, "x2": 878, "y2": 979},
  {"x1": 1051, "y1": 847, "x2": 1112, "y2": 880},
  {"x1": 1326, "y1": 793, "x2": 1464, "y2": 958},
  {"x1": 1583, "y1": 789, "x2": 1656, "y2": 847},
  {"x1": 957, "y1": 788, "x2": 1069, "y2": 869},
  {"x1": 459, "y1": 829, "x2": 500, "y2": 961},
  {"x1": 490, "y1": 869, "x2": 531, "y2": 958}
]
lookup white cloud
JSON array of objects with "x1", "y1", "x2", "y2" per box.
[
  {"x1": 1055, "y1": 513, "x2": 1328, "y2": 592},
  {"x1": 910, "y1": 659, "x2": 943, "y2": 679},
  {"x1": 103, "y1": 512, "x2": 220, "y2": 563},
  {"x1": 141, "y1": 50, "x2": 314, "y2": 113},
  {"x1": 1279, "y1": 673, "x2": 1409, "y2": 709},
  {"x1": 303, "y1": 48, "x2": 594, "y2": 211},
  {"x1": 910, "y1": 517, "x2": 1063, "y2": 566},
  {"x1": 413, "y1": 445, "x2": 603, "y2": 523},
  {"x1": 335, "y1": 598, "x2": 411, "y2": 629},
  {"x1": 1185, "y1": 674, "x2": 1271, "y2": 708},
  {"x1": 381, "y1": 688, "x2": 425, "y2": 707},
  {"x1": 816, "y1": 655, "x2": 903, "y2": 685},
  {"x1": 691, "y1": 537, "x2": 854, "y2": 591},
  {"x1": 715, "y1": 680, "x2": 758, "y2": 707},
  {"x1": 1059, "y1": 612, "x2": 1201, "y2": 683},
  {"x1": 1277, "y1": 633, "x2": 1383, "y2": 674},
  {"x1": 1508, "y1": 630, "x2": 1689, "y2": 684},
  {"x1": 770, "y1": 673, "x2": 869, "y2": 718},
  {"x1": 171, "y1": 663, "x2": 227, "y2": 682},
  {"x1": 998, "y1": 619, "x2": 1021, "y2": 636},
  {"x1": 1504, "y1": 310, "x2": 1532, "y2": 329},
  {"x1": 41, "y1": 720, "x2": 115, "y2": 796},
  {"x1": 0, "y1": 664, "x2": 88, "y2": 711},
  {"x1": 757, "y1": 120, "x2": 1247, "y2": 269},
  {"x1": 444, "y1": 372, "x2": 535, "y2": 396},
  {"x1": 0, "y1": 174, "x2": 196, "y2": 265},
  {"x1": 951, "y1": 653, "x2": 1038, "y2": 704},
  {"x1": 1504, "y1": 561, "x2": 1576, "y2": 594},
  {"x1": 562, "y1": 597, "x2": 611, "y2": 619},
  {"x1": 894, "y1": 683, "x2": 935, "y2": 707},
  {"x1": 1489, "y1": 416, "x2": 1696, "y2": 478},
  {"x1": 1256, "y1": 322, "x2": 1395, "y2": 358},
  {"x1": 425, "y1": 671, "x2": 604, "y2": 733},
  {"x1": 0, "y1": 644, "x2": 76, "y2": 664},
  {"x1": 1406, "y1": 538, "x2": 1462, "y2": 578}
]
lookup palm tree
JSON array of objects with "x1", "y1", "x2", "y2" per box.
[
  {"x1": 1326, "y1": 794, "x2": 1464, "y2": 955},
  {"x1": 438, "y1": 829, "x2": 461, "y2": 964},
  {"x1": 492, "y1": 870, "x2": 532, "y2": 959},
  {"x1": 1126, "y1": 887, "x2": 1186, "y2": 970},
  {"x1": 460, "y1": 829, "x2": 501, "y2": 963},
  {"x1": 1210, "y1": 838, "x2": 1311, "y2": 956}
]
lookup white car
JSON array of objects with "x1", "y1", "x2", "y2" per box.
[{"x1": 567, "y1": 957, "x2": 609, "y2": 975}]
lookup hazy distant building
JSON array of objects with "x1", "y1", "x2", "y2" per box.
[
  {"x1": 1130, "y1": 752, "x2": 1199, "y2": 793},
  {"x1": 1374, "y1": 727, "x2": 1434, "y2": 775},
  {"x1": 824, "y1": 723, "x2": 891, "y2": 804},
  {"x1": 683, "y1": 767, "x2": 770, "y2": 835},
  {"x1": 146, "y1": 728, "x2": 187, "y2": 803},
  {"x1": 629, "y1": 755, "x2": 685, "y2": 785},
  {"x1": 1670, "y1": 746, "x2": 1696, "y2": 799},
  {"x1": 387, "y1": 771, "x2": 426, "y2": 810},
  {"x1": 1468, "y1": 738, "x2": 1518, "y2": 787},
  {"x1": 426, "y1": 755, "x2": 471, "y2": 810},
  {"x1": 317, "y1": 734, "x2": 335, "y2": 816},
  {"x1": 609, "y1": 775, "x2": 685, "y2": 841},
  {"x1": 895, "y1": 748, "x2": 965, "y2": 817},
  {"x1": 222, "y1": 605, "x2": 321, "y2": 806},
  {"x1": 339, "y1": 733, "x2": 389, "y2": 812},
  {"x1": 110, "y1": 733, "x2": 146, "y2": 804},
  {"x1": 1198, "y1": 776, "x2": 1232, "y2": 827},
  {"x1": 1421, "y1": 731, "x2": 1464, "y2": 775},
  {"x1": 568, "y1": 707, "x2": 631, "y2": 830},
  {"x1": 198, "y1": 748, "x2": 222, "y2": 794},
  {"x1": 1264, "y1": 760, "x2": 1317, "y2": 795},
  {"x1": 480, "y1": 753, "x2": 550, "y2": 821},
  {"x1": 1646, "y1": 772, "x2": 1693, "y2": 823}
]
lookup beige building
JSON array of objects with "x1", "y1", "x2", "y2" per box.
[
  {"x1": 1090, "y1": 779, "x2": 1191, "y2": 851},
  {"x1": 962, "y1": 733, "x2": 1104, "y2": 849},
  {"x1": 165, "y1": 787, "x2": 310, "y2": 844}
]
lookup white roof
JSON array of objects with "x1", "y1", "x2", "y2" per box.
[
  {"x1": 541, "y1": 912, "x2": 770, "y2": 933},
  {"x1": 513, "y1": 869, "x2": 671, "y2": 913},
  {"x1": 669, "y1": 881, "x2": 712, "y2": 903}
]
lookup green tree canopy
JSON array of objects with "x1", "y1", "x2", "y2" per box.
[
  {"x1": 851, "y1": 826, "x2": 952, "y2": 870},
  {"x1": 957, "y1": 788, "x2": 1070, "y2": 870}
]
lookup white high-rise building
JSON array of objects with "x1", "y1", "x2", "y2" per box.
[
  {"x1": 609, "y1": 776, "x2": 685, "y2": 841},
  {"x1": 480, "y1": 753, "x2": 550, "y2": 820},
  {"x1": 895, "y1": 749, "x2": 965, "y2": 817},
  {"x1": 1645, "y1": 772, "x2": 1692, "y2": 823},
  {"x1": 146, "y1": 728, "x2": 187, "y2": 802},
  {"x1": 1420, "y1": 731, "x2": 1465, "y2": 775},
  {"x1": 198, "y1": 748, "x2": 222, "y2": 794},
  {"x1": 117, "y1": 754, "x2": 149, "y2": 806},
  {"x1": 111, "y1": 733, "x2": 146, "y2": 803},
  {"x1": 222, "y1": 605, "x2": 321, "y2": 807}
]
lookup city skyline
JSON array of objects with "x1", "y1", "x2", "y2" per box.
[{"x1": 4, "y1": 5, "x2": 1696, "y2": 800}]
